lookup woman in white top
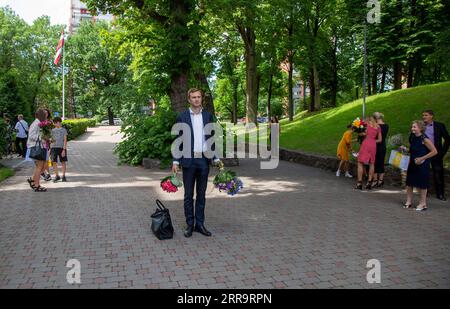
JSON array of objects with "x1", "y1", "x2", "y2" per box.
[{"x1": 26, "y1": 109, "x2": 49, "y2": 192}]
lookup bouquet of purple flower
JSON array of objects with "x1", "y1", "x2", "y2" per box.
[{"x1": 213, "y1": 161, "x2": 243, "y2": 196}]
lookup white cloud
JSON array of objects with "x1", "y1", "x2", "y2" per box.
[{"x1": 0, "y1": 0, "x2": 70, "y2": 25}]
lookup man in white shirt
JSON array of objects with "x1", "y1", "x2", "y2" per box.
[
  {"x1": 14, "y1": 114, "x2": 28, "y2": 158},
  {"x1": 172, "y1": 88, "x2": 221, "y2": 238}
]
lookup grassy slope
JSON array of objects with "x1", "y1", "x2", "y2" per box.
[{"x1": 280, "y1": 82, "x2": 450, "y2": 162}]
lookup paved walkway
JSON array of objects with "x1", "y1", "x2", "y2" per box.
[{"x1": 0, "y1": 126, "x2": 449, "y2": 289}]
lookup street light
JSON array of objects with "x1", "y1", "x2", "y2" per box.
[{"x1": 363, "y1": 1, "x2": 381, "y2": 118}]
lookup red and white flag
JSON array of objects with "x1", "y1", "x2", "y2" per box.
[{"x1": 53, "y1": 30, "x2": 65, "y2": 66}]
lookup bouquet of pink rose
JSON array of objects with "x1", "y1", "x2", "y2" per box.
[
  {"x1": 38, "y1": 120, "x2": 53, "y2": 147},
  {"x1": 213, "y1": 161, "x2": 243, "y2": 196},
  {"x1": 160, "y1": 173, "x2": 183, "y2": 193}
]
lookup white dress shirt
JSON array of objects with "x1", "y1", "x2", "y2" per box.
[
  {"x1": 190, "y1": 108, "x2": 206, "y2": 153},
  {"x1": 173, "y1": 108, "x2": 220, "y2": 165}
]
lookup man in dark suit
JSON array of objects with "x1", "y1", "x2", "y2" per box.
[
  {"x1": 172, "y1": 88, "x2": 221, "y2": 237},
  {"x1": 422, "y1": 110, "x2": 450, "y2": 201}
]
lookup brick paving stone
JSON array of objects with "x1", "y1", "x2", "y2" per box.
[{"x1": 0, "y1": 126, "x2": 449, "y2": 289}]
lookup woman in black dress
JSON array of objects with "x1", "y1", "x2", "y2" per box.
[
  {"x1": 373, "y1": 112, "x2": 389, "y2": 187},
  {"x1": 404, "y1": 121, "x2": 438, "y2": 211}
]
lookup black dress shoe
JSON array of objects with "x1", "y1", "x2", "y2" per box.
[
  {"x1": 437, "y1": 195, "x2": 447, "y2": 201},
  {"x1": 184, "y1": 225, "x2": 194, "y2": 238},
  {"x1": 194, "y1": 225, "x2": 212, "y2": 237}
]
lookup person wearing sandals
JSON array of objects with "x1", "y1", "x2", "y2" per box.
[
  {"x1": 40, "y1": 108, "x2": 53, "y2": 182},
  {"x1": 26, "y1": 109, "x2": 49, "y2": 192},
  {"x1": 355, "y1": 115, "x2": 382, "y2": 190},
  {"x1": 403, "y1": 121, "x2": 438, "y2": 211},
  {"x1": 336, "y1": 124, "x2": 354, "y2": 178},
  {"x1": 373, "y1": 112, "x2": 389, "y2": 188}
]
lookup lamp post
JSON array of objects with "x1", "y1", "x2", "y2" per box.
[
  {"x1": 363, "y1": 21, "x2": 367, "y2": 119},
  {"x1": 364, "y1": 0, "x2": 381, "y2": 118}
]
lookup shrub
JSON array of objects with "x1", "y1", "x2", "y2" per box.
[
  {"x1": 62, "y1": 119, "x2": 91, "y2": 140},
  {"x1": 114, "y1": 110, "x2": 177, "y2": 167},
  {"x1": 0, "y1": 119, "x2": 7, "y2": 158},
  {"x1": 87, "y1": 119, "x2": 97, "y2": 127},
  {"x1": 93, "y1": 115, "x2": 104, "y2": 125}
]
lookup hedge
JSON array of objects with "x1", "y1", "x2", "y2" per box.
[
  {"x1": 0, "y1": 119, "x2": 7, "y2": 157},
  {"x1": 62, "y1": 118, "x2": 95, "y2": 141}
]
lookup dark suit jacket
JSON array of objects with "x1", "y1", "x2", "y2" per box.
[
  {"x1": 172, "y1": 109, "x2": 218, "y2": 168},
  {"x1": 433, "y1": 121, "x2": 450, "y2": 159}
]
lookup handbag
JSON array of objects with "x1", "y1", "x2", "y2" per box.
[
  {"x1": 151, "y1": 200, "x2": 174, "y2": 240},
  {"x1": 29, "y1": 138, "x2": 47, "y2": 161},
  {"x1": 388, "y1": 150, "x2": 410, "y2": 171}
]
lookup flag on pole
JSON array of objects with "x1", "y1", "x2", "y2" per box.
[{"x1": 53, "y1": 30, "x2": 65, "y2": 66}]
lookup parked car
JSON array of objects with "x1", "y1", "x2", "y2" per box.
[{"x1": 257, "y1": 116, "x2": 269, "y2": 123}]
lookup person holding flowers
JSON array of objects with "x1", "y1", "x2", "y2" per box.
[
  {"x1": 40, "y1": 109, "x2": 53, "y2": 182},
  {"x1": 26, "y1": 109, "x2": 50, "y2": 192},
  {"x1": 355, "y1": 115, "x2": 382, "y2": 190},
  {"x1": 336, "y1": 123, "x2": 355, "y2": 178},
  {"x1": 172, "y1": 88, "x2": 221, "y2": 238},
  {"x1": 403, "y1": 121, "x2": 438, "y2": 211}
]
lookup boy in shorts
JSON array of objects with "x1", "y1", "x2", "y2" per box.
[{"x1": 51, "y1": 117, "x2": 68, "y2": 182}]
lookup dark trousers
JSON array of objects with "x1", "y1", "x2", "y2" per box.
[
  {"x1": 15, "y1": 137, "x2": 27, "y2": 157},
  {"x1": 182, "y1": 158, "x2": 210, "y2": 226},
  {"x1": 431, "y1": 156, "x2": 445, "y2": 197}
]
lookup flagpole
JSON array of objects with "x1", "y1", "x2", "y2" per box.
[
  {"x1": 362, "y1": 21, "x2": 367, "y2": 119},
  {"x1": 62, "y1": 36, "x2": 65, "y2": 120}
]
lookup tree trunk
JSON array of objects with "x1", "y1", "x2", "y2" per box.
[
  {"x1": 302, "y1": 79, "x2": 307, "y2": 111},
  {"x1": 407, "y1": 0, "x2": 417, "y2": 88},
  {"x1": 393, "y1": 61, "x2": 402, "y2": 90},
  {"x1": 170, "y1": 72, "x2": 189, "y2": 113},
  {"x1": 232, "y1": 77, "x2": 239, "y2": 124},
  {"x1": 32, "y1": 57, "x2": 47, "y2": 107},
  {"x1": 267, "y1": 73, "x2": 273, "y2": 121},
  {"x1": 380, "y1": 66, "x2": 387, "y2": 93},
  {"x1": 371, "y1": 63, "x2": 377, "y2": 95},
  {"x1": 67, "y1": 70, "x2": 75, "y2": 118},
  {"x1": 288, "y1": 57, "x2": 294, "y2": 121},
  {"x1": 313, "y1": 63, "x2": 320, "y2": 111},
  {"x1": 415, "y1": 54, "x2": 423, "y2": 85},
  {"x1": 330, "y1": 39, "x2": 338, "y2": 107},
  {"x1": 194, "y1": 72, "x2": 215, "y2": 114},
  {"x1": 256, "y1": 73, "x2": 261, "y2": 115},
  {"x1": 108, "y1": 106, "x2": 114, "y2": 125},
  {"x1": 239, "y1": 26, "x2": 258, "y2": 124},
  {"x1": 434, "y1": 65, "x2": 441, "y2": 82},
  {"x1": 309, "y1": 69, "x2": 315, "y2": 112},
  {"x1": 407, "y1": 60, "x2": 414, "y2": 88},
  {"x1": 169, "y1": 0, "x2": 190, "y2": 113}
]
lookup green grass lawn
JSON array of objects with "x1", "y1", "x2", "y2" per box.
[
  {"x1": 0, "y1": 167, "x2": 14, "y2": 182},
  {"x1": 279, "y1": 82, "x2": 450, "y2": 167}
]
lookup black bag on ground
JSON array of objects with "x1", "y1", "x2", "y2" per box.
[
  {"x1": 151, "y1": 200, "x2": 174, "y2": 240},
  {"x1": 29, "y1": 138, "x2": 47, "y2": 161}
]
